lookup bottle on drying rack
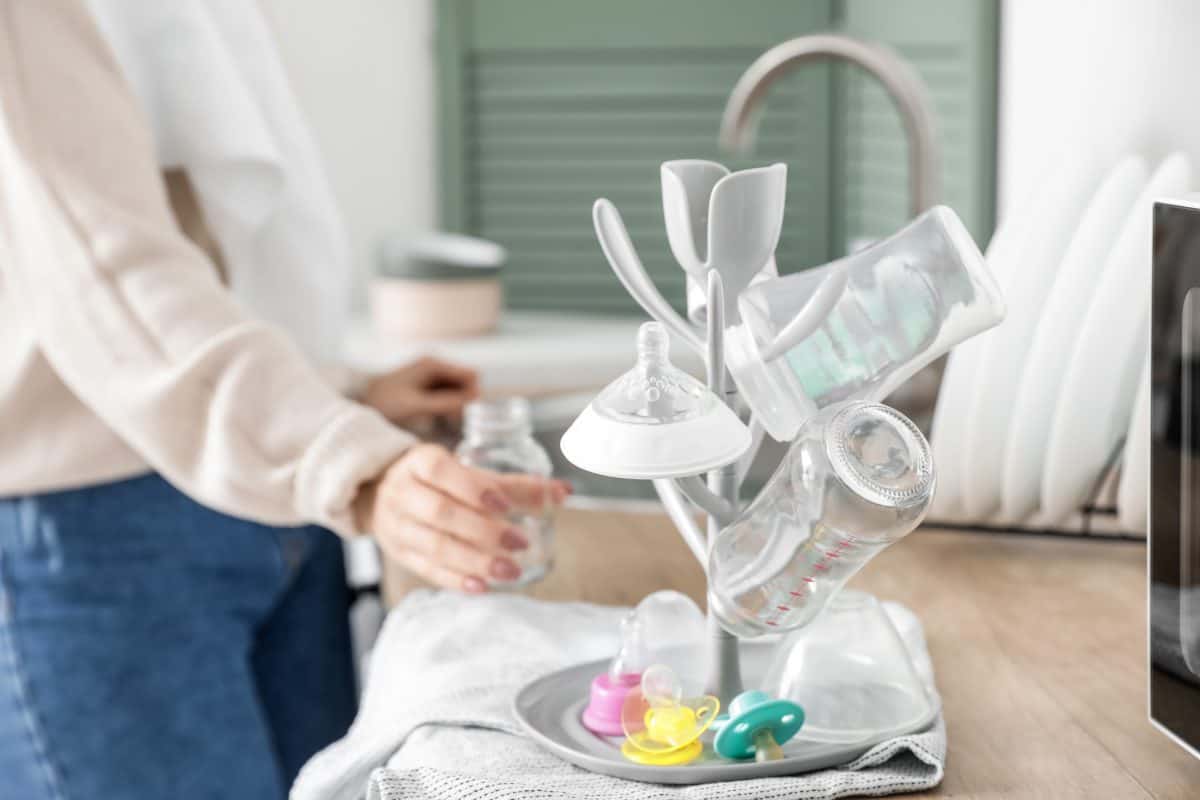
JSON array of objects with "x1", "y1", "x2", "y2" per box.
[{"x1": 708, "y1": 401, "x2": 935, "y2": 637}]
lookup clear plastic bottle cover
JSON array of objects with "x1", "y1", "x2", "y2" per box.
[
  {"x1": 725, "y1": 206, "x2": 1005, "y2": 441},
  {"x1": 456, "y1": 397, "x2": 554, "y2": 587},
  {"x1": 761, "y1": 590, "x2": 936, "y2": 744},
  {"x1": 708, "y1": 401, "x2": 934, "y2": 637}
]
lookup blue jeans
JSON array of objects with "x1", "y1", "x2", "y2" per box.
[{"x1": 0, "y1": 473, "x2": 358, "y2": 799}]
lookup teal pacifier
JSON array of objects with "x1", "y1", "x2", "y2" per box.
[{"x1": 712, "y1": 690, "x2": 805, "y2": 762}]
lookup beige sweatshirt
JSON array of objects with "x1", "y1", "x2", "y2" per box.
[{"x1": 0, "y1": 0, "x2": 415, "y2": 536}]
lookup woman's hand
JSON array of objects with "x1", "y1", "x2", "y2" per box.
[
  {"x1": 354, "y1": 444, "x2": 571, "y2": 593},
  {"x1": 361, "y1": 357, "x2": 480, "y2": 426}
]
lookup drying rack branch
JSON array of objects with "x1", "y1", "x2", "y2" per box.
[{"x1": 673, "y1": 475, "x2": 738, "y2": 527}]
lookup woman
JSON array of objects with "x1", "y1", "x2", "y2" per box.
[{"x1": 0, "y1": 3, "x2": 566, "y2": 798}]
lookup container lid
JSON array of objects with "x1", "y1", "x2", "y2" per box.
[
  {"x1": 385, "y1": 259, "x2": 502, "y2": 281},
  {"x1": 825, "y1": 402, "x2": 933, "y2": 509},
  {"x1": 407, "y1": 232, "x2": 506, "y2": 267},
  {"x1": 378, "y1": 232, "x2": 505, "y2": 281},
  {"x1": 560, "y1": 322, "x2": 750, "y2": 479}
]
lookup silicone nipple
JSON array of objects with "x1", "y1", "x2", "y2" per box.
[
  {"x1": 753, "y1": 729, "x2": 785, "y2": 763},
  {"x1": 620, "y1": 665, "x2": 720, "y2": 766},
  {"x1": 608, "y1": 610, "x2": 648, "y2": 680},
  {"x1": 594, "y1": 322, "x2": 710, "y2": 425},
  {"x1": 560, "y1": 322, "x2": 751, "y2": 479}
]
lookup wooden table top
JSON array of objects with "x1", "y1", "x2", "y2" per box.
[{"x1": 384, "y1": 507, "x2": 1200, "y2": 799}]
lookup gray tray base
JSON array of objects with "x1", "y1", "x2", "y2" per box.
[{"x1": 513, "y1": 641, "x2": 938, "y2": 785}]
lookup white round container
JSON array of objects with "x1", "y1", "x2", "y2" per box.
[
  {"x1": 368, "y1": 277, "x2": 502, "y2": 339},
  {"x1": 371, "y1": 232, "x2": 506, "y2": 339}
]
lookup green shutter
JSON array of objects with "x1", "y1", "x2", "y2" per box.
[
  {"x1": 436, "y1": 1, "x2": 999, "y2": 313},
  {"x1": 437, "y1": 0, "x2": 835, "y2": 314},
  {"x1": 834, "y1": 0, "x2": 999, "y2": 251}
]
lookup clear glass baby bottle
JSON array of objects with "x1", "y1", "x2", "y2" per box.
[
  {"x1": 725, "y1": 206, "x2": 1004, "y2": 441},
  {"x1": 456, "y1": 397, "x2": 554, "y2": 587},
  {"x1": 708, "y1": 401, "x2": 934, "y2": 637}
]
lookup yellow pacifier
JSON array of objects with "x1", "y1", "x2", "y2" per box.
[{"x1": 619, "y1": 665, "x2": 719, "y2": 766}]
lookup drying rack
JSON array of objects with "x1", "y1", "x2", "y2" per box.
[
  {"x1": 511, "y1": 235, "x2": 939, "y2": 782},
  {"x1": 512, "y1": 33, "x2": 951, "y2": 783}
]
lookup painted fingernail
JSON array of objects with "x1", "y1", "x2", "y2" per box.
[
  {"x1": 559, "y1": 480, "x2": 574, "y2": 495},
  {"x1": 500, "y1": 529, "x2": 529, "y2": 551},
  {"x1": 482, "y1": 490, "x2": 511, "y2": 513},
  {"x1": 489, "y1": 558, "x2": 522, "y2": 581},
  {"x1": 463, "y1": 576, "x2": 487, "y2": 594}
]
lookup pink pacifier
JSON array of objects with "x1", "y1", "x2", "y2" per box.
[
  {"x1": 582, "y1": 591, "x2": 705, "y2": 737},
  {"x1": 619, "y1": 664, "x2": 720, "y2": 766}
]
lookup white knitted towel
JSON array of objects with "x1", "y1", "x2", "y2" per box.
[{"x1": 292, "y1": 591, "x2": 945, "y2": 800}]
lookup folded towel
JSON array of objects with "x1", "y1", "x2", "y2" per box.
[{"x1": 293, "y1": 591, "x2": 946, "y2": 800}]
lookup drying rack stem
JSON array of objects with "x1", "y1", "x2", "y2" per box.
[
  {"x1": 603, "y1": 231, "x2": 749, "y2": 705},
  {"x1": 701, "y1": 270, "x2": 744, "y2": 706}
]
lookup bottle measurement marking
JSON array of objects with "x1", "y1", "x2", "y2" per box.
[{"x1": 761, "y1": 534, "x2": 861, "y2": 628}]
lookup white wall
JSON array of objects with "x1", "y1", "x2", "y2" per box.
[
  {"x1": 998, "y1": 0, "x2": 1198, "y2": 220},
  {"x1": 261, "y1": 0, "x2": 437, "y2": 306}
]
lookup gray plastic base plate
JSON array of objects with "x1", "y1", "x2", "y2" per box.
[{"x1": 512, "y1": 640, "x2": 938, "y2": 785}]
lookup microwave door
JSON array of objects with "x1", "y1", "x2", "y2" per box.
[{"x1": 1182, "y1": 288, "x2": 1200, "y2": 676}]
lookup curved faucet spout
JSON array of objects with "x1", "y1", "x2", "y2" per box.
[{"x1": 720, "y1": 33, "x2": 940, "y2": 217}]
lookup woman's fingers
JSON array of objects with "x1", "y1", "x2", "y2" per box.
[
  {"x1": 410, "y1": 357, "x2": 481, "y2": 410},
  {"x1": 386, "y1": 478, "x2": 526, "y2": 553},
  {"x1": 492, "y1": 472, "x2": 573, "y2": 510},
  {"x1": 413, "y1": 356, "x2": 479, "y2": 391},
  {"x1": 416, "y1": 358, "x2": 479, "y2": 420},
  {"x1": 382, "y1": 543, "x2": 486, "y2": 594},
  {"x1": 405, "y1": 388, "x2": 478, "y2": 419},
  {"x1": 406, "y1": 446, "x2": 570, "y2": 516},
  {"x1": 403, "y1": 444, "x2": 511, "y2": 514},
  {"x1": 366, "y1": 444, "x2": 566, "y2": 594},
  {"x1": 360, "y1": 358, "x2": 480, "y2": 425},
  {"x1": 379, "y1": 514, "x2": 520, "y2": 586}
]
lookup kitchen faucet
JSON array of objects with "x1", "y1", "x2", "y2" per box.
[{"x1": 720, "y1": 33, "x2": 941, "y2": 218}]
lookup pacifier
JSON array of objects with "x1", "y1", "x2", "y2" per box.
[
  {"x1": 712, "y1": 690, "x2": 805, "y2": 762},
  {"x1": 581, "y1": 591, "x2": 705, "y2": 737},
  {"x1": 619, "y1": 665, "x2": 720, "y2": 766}
]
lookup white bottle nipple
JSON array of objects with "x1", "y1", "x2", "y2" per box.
[{"x1": 594, "y1": 322, "x2": 710, "y2": 426}]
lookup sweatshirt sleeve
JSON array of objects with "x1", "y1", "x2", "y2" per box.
[{"x1": 0, "y1": 0, "x2": 415, "y2": 536}]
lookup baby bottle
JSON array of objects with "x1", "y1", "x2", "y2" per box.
[
  {"x1": 725, "y1": 206, "x2": 1004, "y2": 441},
  {"x1": 708, "y1": 401, "x2": 934, "y2": 637},
  {"x1": 456, "y1": 397, "x2": 554, "y2": 587}
]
